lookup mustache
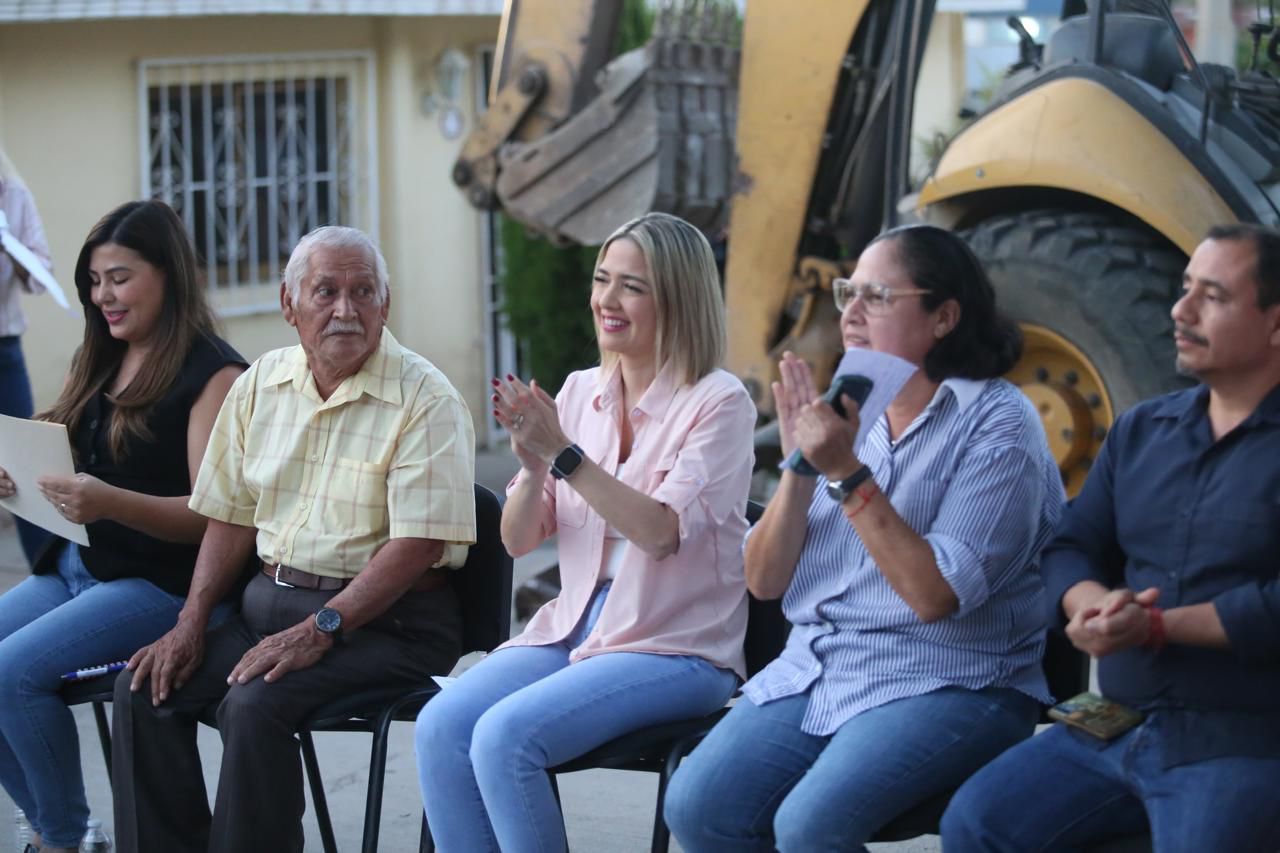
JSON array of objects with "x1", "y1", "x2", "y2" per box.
[
  {"x1": 1174, "y1": 325, "x2": 1208, "y2": 346},
  {"x1": 323, "y1": 320, "x2": 365, "y2": 336}
]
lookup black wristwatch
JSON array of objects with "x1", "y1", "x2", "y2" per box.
[
  {"x1": 825, "y1": 464, "x2": 873, "y2": 504},
  {"x1": 550, "y1": 443, "x2": 586, "y2": 480},
  {"x1": 314, "y1": 607, "x2": 344, "y2": 645}
]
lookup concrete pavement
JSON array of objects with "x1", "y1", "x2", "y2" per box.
[{"x1": 0, "y1": 446, "x2": 938, "y2": 852}]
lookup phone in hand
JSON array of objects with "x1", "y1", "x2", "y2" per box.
[{"x1": 786, "y1": 373, "x2": 874, "y2": 476}]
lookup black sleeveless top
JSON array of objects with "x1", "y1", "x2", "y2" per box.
[{"x1": 72, "y1": 333, "x2": 246, "y2": 595}]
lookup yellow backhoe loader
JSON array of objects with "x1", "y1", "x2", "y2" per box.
[{"x1": 454, "y1": 0, "x2": 1280, "y2": 494}]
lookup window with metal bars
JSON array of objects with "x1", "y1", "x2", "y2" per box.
[{"x1": 140, "y1": 53, "x2": 377, "y2": 314}]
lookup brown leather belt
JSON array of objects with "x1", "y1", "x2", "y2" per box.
[{"x1": 261, "y1": 562, "x2": 449, "y2": 594}]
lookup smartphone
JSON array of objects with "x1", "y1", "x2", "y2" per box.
[
  {"x1": 785, "y1": 373, "x2": 874, "y2": 476},
  {"x1": 1047, "y1": 692, "x2": 1144, "y2": 741}
]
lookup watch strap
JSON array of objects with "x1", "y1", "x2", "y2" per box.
[{"x1": 827, "y1": 464, "x2": 873, "y2": 503}]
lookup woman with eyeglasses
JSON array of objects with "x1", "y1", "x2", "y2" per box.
[{"x1": 665, "y1": 224, "x2": 1066, "y2": 852}]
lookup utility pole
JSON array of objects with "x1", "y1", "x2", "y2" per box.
[{"x1": 1195, "y1": 0, "x2": 1237, "y2": 66}]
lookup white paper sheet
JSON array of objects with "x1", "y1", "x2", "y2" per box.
[
  {"x1": 0, "y1": 209, "x2": 74, "y2": 311},
  {"x1": 832, "y1": 347, "x2": 919, "y2": 453},
  {"x1": 0, "y1": 415, "x2": 90, "y2": 546}
]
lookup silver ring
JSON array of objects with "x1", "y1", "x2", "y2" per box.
[
  {"x1": 60, "y1": 502, "x2": 67, "y2": 512},
  {"x1": 512, "y1": 414, "x2": 526, "y2": 430}
]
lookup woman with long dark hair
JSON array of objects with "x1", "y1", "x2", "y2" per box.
[{"x1": 0, "y1": 200, "x2": 245, "y2": 853}]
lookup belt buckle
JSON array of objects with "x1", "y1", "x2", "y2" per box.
[{"x1": 273, "y1": 564, "x2": 296, "y2": 589}]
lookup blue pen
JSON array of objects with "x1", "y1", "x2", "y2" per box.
[{"x1": 60, "y1": 660, "x2": 129, "y2": 681}]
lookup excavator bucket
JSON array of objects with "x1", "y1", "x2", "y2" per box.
[{"x1": 490, "y1": 3, "x2": 740, "y2": 246}]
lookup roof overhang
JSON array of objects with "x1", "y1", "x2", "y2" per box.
[{"x1": 0, "y1": 0, "x2": 503, "y2": 22}]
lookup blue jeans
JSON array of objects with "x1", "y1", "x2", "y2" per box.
[
  {"x1": 415, "y1": 583, "x2": 738, "y2": 853},
  {"x1": 0, "y1": 544, "x2": 225, "y2": 848},
  {"x1": 0, "y1": 335, "x2": 51, "y2": 564},
  {"x1": 664, "y1": 685, "x2": 1039, "y2": 853},
  {"x1": 941, "y1": 714, "x2": 1280, "y2": 852}
]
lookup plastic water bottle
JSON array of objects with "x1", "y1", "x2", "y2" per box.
[
  {"x1": 15, "y1": 807, "x2": 32, "y2": 852},
  {"x1": 78, "y1": 819, "x2": 112, "y2": 853}
]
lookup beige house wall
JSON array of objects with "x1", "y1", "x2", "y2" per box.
[{"x1": 0, "y1": 13, "x2": 498, "y2": 437}]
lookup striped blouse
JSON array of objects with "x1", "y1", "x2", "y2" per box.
[{"x1": 742, "y1": 378, "x2": 1065, "y2": 736}]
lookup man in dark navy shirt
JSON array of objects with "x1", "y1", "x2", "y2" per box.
[{"x1": 943, "y1": 223, "x2": 1280, "y2": 853}]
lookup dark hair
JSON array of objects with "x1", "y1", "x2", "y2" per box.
[
  {"x1": 37, "y1": 200, "x2": 219, "y2": 460},
  {"x1": 868, "y1": 224, "x2": 1022, "y2": 381},
  {"x1": 1204, "y1": 223, "x2": 1280, "y2": 308}
]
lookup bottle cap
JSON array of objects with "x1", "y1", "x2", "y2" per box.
[{"x1": 87, "y1": 819, "x2": 102, "y2": 828}]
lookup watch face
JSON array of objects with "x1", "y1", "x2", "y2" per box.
[
  {"x1": 552, "y1": 444, "x2": 585, "y2": 479},
  {"x1": 315, "y1": 607, "x2": 342, "y2": 634},
  {"x1": 825, "y1": 480, "x2": 850, "y2": 503}
]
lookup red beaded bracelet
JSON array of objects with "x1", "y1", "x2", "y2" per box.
[{"x1": 1144, "y1": 606, "x2": 1166, "y2": 653}]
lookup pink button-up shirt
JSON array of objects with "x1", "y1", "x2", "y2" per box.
[{"x1": 502, "y1": 364, "x2": 757, "y2": 678}]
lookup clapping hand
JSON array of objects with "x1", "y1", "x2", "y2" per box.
[
  {"x1": 492, "y1": 375, "x2": 572, "y2": 474},
  {"x1": 773, "y1": 352, "x2": 863, "y2": 481}
]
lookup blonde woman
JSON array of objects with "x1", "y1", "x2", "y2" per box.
[{"x1": 416, "y1": 212, "x2": 756, "y2": 852}]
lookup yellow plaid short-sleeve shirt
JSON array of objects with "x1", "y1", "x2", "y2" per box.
[{"x1": 190, "y1": 329, "x2": 476, "y2": 577}]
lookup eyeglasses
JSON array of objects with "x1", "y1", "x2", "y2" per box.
[{"x1": 832, "y1": 277, "x2": 930, "y2": 314}]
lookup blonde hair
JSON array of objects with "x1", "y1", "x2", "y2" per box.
[{"x1": 595, "y1": 213, "x2": 726, "y2": 386}]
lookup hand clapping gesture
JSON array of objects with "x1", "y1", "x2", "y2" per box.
[
  {"x1": 772, "y1": 352, "x2": 864, "y2": 481},
  {"x1": 492, "y1": 374, "x2": 573, "y2": 475}
]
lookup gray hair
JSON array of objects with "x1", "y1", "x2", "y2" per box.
[{"x1": 283, "y1": 225, "x2": 390, "y2": 302}]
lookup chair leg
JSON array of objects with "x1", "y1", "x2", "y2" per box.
[
  {"x1": 360, "y1": 705, "x2": 400, "y2": 853},
  {"x1": 650, "y1": 767, "x2": 673, "y2": 853},
  {"x1": 549, "y1": 771, "x2": 561, "y2": 809},
  {"x1": 300, "y1": 729, "x2": 339, "y2": 853},
  {"x1": 91, "y1": 701, "x2": 113, "y2": 789},
  {"x1": 419, "y1": 810, "x2": 434, "y2": 853},
  {"x1": 650, "y1": 732, "x2": 705, "y2": 853}
]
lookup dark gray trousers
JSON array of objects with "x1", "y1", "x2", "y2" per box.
[{"x1": 111, "y1": 571, "x2": 461, "y2": 853}]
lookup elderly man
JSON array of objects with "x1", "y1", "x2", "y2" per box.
[
  {"x1": 111, "y1": 225, "x2": 476, "y2": 853},
  {"x1": 942, "y1": 224, "x2": 1280, "y2": 851}
]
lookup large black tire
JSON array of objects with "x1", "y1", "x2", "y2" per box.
[{"x1": 963, "y1": 209, "x2": 1188, "y2": 415}]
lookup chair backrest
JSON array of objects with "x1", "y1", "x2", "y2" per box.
[
  {"x1": 1043, "y1": 627, "x2": 1091, "y2": 709},
  {"x1": 449, "y1": 483, "x2": 514, "y2": 655},
  {"x1": 741, "y1": 499, "x2": 792, "y2": 677}
]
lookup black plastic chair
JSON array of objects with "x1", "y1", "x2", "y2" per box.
[
  {"x1": 299, "y1": 482, "x2": 513, "y2": 853},
  {"x1": 60, "y1": 674, "x2": 117, "y2": 787},
  {"x1": 520, "y1": 499, "x2": 782, "y2": 853},
  {"x1": 543, "y1": 590, "x2": 787, "y2": 853}
]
